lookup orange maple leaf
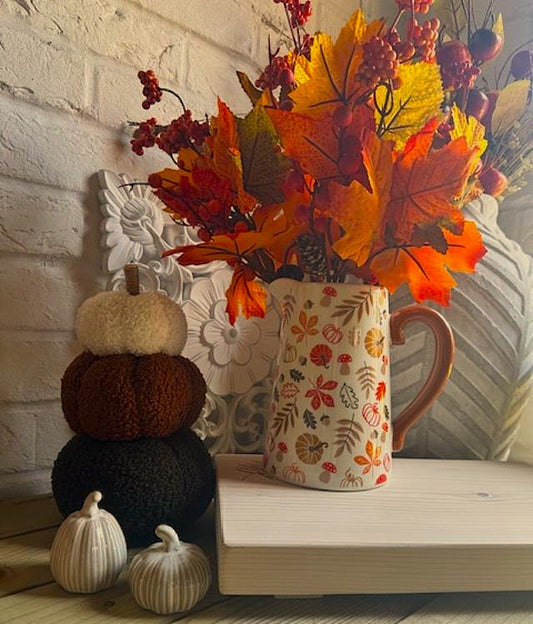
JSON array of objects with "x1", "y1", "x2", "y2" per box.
[
  {"x1": 225, "y1": 265, "x2": 266, "y2": 325},
  {"x1": 268, "y1": 107, "x2": 373, "y2": 189},
  {"x1": 369, "y1": 220, "x2": 486, "y2": 306},
  {"x1": 316, "y1": 130, "x2": 395, "y2": 266},
  {"x1": 388, "y1": 125, "x2": 478, "y2": 243},
  {"x1": 211, "y1": 99, "x2": 258, "y2": 212}
]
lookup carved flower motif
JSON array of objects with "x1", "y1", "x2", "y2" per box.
[
  {"x1": 182, "y1": 269, "x2": 280, "y2": 395},
  {"x1": 99, "y1": 170, "x2": 167, "y2": 272}
]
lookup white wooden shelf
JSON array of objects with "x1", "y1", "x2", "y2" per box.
[{"x1": 216, "y1": 455, "x2": 533, "y2": 596}]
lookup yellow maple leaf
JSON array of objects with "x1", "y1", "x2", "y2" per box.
[
  {"x1": 290, "y1": 10, "x2": 384, "y2": 117},
  {"x1": 374, "y1": 62, "x2": 444, "y2": 150},
  {"x1": 450, "y1": 105, "x2": 487, "y2": 159},
  {"x1": 212, "y1": 98, "x2": 258, "y2": 212},
  {"x1": 287, "y1": 51, "x2": 313, "y2": 88}
]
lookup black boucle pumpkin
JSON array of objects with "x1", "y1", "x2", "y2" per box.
[{"x1": 52, "y1": 429, "x2": 215, "y2": 546}]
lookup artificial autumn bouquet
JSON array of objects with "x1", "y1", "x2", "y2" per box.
[{"x1": 130, "y1": 0, "x2": 532, "y2": 324}]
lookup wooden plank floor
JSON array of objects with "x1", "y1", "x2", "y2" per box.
[{"x1": 1, "y1": 495, "x2": 532, "y2": 623}]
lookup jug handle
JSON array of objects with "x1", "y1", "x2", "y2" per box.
[{"x1": 390, "y1": 305, "x2": 454, "y2": 452}]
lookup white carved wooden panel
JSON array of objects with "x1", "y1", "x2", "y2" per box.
[{"x1": 98, "y1": 170, "x2": 279, "y2": 454}]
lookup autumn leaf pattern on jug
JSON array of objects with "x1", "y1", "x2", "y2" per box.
[{"x1": 265, "y1": 282, "x2": 393, "y2": 491}]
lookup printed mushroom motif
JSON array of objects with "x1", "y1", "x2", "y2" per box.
[
  {"x1": 319, "y1": 462, "x2": 337, "y2": 484},
  {"x1": 320, "y1": 286, "x2": 337, "y2": 307},
  {"x1": 337, "y1": 353, "x2": 352, "y2": 375},
  {"x1": 276, "y1": 441, "x2": 288, "y2": 462}
]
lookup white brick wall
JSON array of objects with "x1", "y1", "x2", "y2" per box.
[
  {"x1": 2, "y1": 0, "x2": 528, "y2": 496},
  {"x1": 0, "y1": 0, "x2": 358, "y2": 496}
]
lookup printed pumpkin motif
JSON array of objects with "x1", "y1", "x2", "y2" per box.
[
  {"x1": 282, "y1": 462, "x2": 306, "y2": 484},
  {"x1": 282, "y1": 343, "x2": 297, "y2": 363},
  {"x1": 362, "y1": 402, "x2": 381, "y2": 427},
  {"x1": 295, "y1": 433, "x2": 327, "y2": 465},
  {"x1": 310, "y1": 344, "x2": 333, "y2": 368},
  {"x1": 322, "y1": 324, "x2": 343, "y2": 344},
  {"x1": 265, "y1": 282, "x2": 396, "y2": 491},
  {"x1": 364, "y1": 328, "x2": 385, "y2": 358}
]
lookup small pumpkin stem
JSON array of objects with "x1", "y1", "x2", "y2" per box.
[
  {"x1": 155, "y1": 524, "x2": 181, "y2": 552},
  {"x1": 80, "y1": 491, "x2": 102, "y2": 518},
  {"x1": 124, "y1": 263, "x2": 140, "y2": 295}
]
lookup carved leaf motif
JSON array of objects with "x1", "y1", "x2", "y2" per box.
[{"x1": 334, "y1": 415, "x2": 364, "y2": 458}]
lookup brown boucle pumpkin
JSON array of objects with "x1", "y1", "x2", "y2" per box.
[{"x1": 61, "y1": 352, "x2": 206, "y2": 441}]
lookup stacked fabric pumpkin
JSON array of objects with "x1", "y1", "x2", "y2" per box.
[{"x1": 52, "y1": 264, "x2": 215, "y2": 546}]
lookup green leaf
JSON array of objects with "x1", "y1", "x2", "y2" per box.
[
  {"x1": 237, "y1": 104, "x2": 292, "y2": 205},
  {"x1": 236, "y1": 71, "x2": 263, "y2": 105},
  {"x1": 433, "y1": 0, "x2": 467, "y2": 40}
]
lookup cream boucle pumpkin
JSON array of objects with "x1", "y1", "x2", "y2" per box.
[{"x1": 76, "y1": 291, "x2": 188, "y2": 357}]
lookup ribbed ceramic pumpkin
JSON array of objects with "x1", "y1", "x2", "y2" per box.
[
  {"x1": 76, "y1": 264, "x2": 187, "y2": 357},
  {"x1": 61, "y1": 351, "x2": 206, "y2": 440},
  {"x1": 49, "y1": 491, "x2": 127, "y2": 593},
  {"x1": 129, "y1": 524, "x2": 211, "y2": 614}
]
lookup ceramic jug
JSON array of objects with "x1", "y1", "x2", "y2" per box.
[{"x1": 263, "y1": 279, "x2": 454, "y2": 491}]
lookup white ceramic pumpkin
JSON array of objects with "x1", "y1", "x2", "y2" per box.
[
  {"x1": 50, "y1": 491, "x2": 127, "y2": 593},
  {"x1": 129, "y1": 524, "x2": 211, "y2": 614},
  {"x1": 76, "y1": 264, "x2": 187, "y2": 357}
]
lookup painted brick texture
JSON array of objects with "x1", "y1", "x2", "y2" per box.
[
  {"x1": 2, "y1": 0, "x2": 528, "y2": 495},
  {"x1": 0, "y1": 0, "x2": 356, "y2": 496}
]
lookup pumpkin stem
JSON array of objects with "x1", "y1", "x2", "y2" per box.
[
  {"x1": 124, "y1": 263, "x2": 140, "y2": 295},
  {"x1": 80, "y1": 491, "x2": 102, "y2": 518},
  {"x1": 155, "y1": 524, "x2": 181, "y2": 552}
]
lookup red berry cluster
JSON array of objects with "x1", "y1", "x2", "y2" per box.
[
  {"x1": 150, "y1": 167, "x2": 242, "y2": 240},
  {"x1": 137, "y1": 70, "x2": 162, "y2": 110},
  {"x1": 387, "y1": 28, "x2": 415, "y2": 61},
  {"x1": 274, "y1": 0, "x2": 312, "y2": 28},
  {"x1": 256, "y1": 55, "x2": 294, "y2": 91},
  {"x1": 359, "y1": 36, "x2": 400, "y2": 89},
  {"x1": 437, "y1": 41, "x2": 480, "y2": 90},
  {"x1": 395, "y1": 0, "x2": 435, "y2": 14},
  {"x1": 131, "y1": 118, "x2": 157, "y2": 156},
  {"x1": 407, "y1": 17, "x2": 440, "y2": 61},
  {"x1": 156, "y1": 110, "x2": 210, "y2": 156},
  {"x1": 337, "y1": 133, "x2": 364, "y2": 177}
]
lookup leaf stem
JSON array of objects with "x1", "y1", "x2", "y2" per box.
[{"x1": 160, "y1": 88, "x2": 187, "y2": 115}]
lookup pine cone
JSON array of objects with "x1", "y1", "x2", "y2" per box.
[{"x1": 296, "y1": 234, "x2": 328, "y2": 282}]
